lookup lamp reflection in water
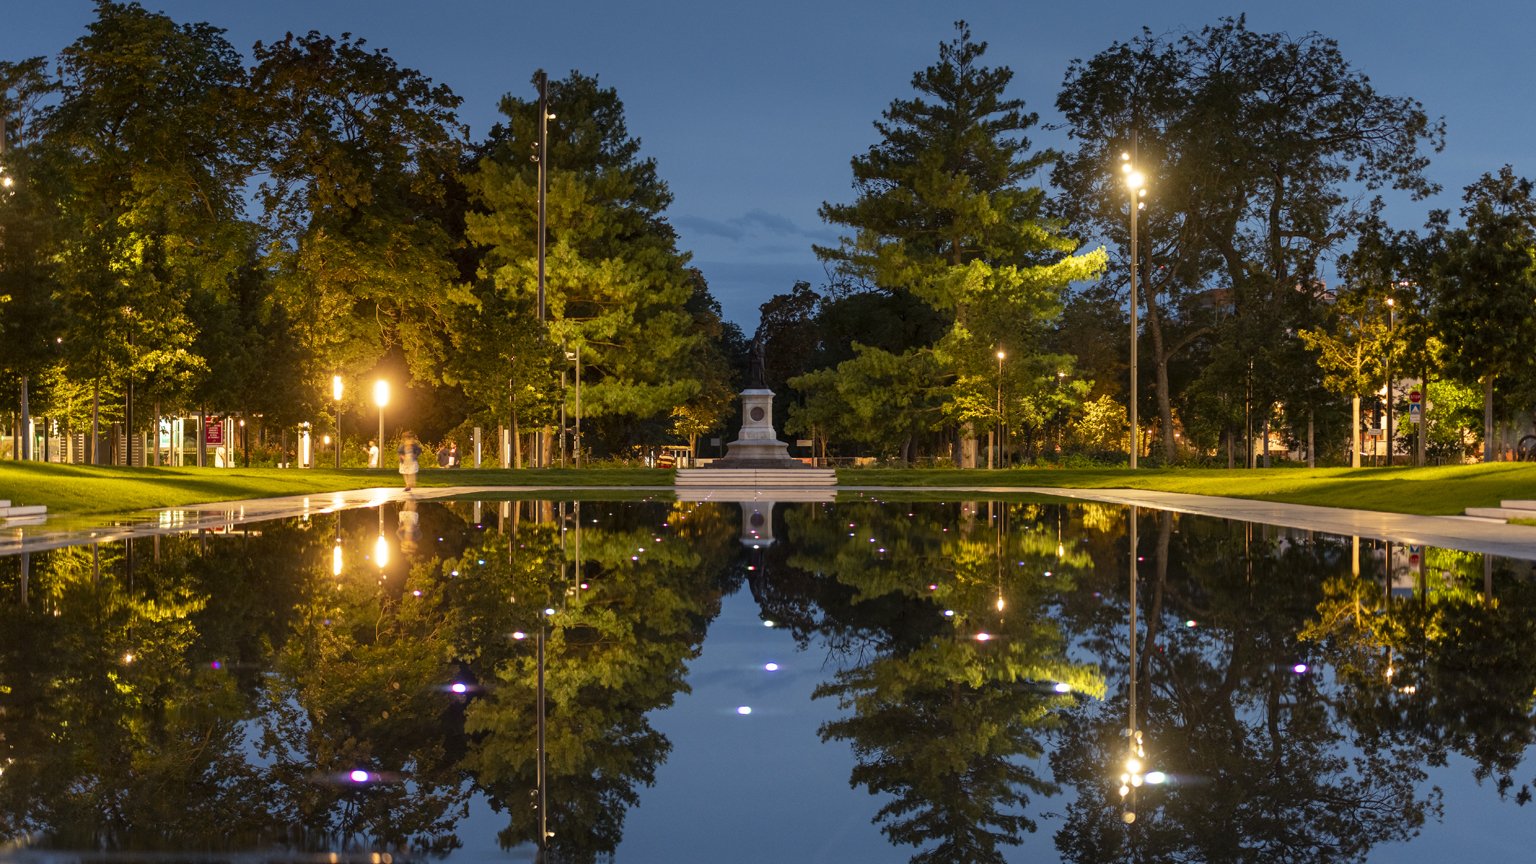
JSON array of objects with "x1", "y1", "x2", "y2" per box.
[
  {"x1": 332, "y1": 514, "x2": 344, "y2": 577},
  {"x1": 1117, "y1": 505, "x2": 1170, "y2": 825},
  {"x1": 1119, "y1": 504, "x2": 1150, "y2": 823}
]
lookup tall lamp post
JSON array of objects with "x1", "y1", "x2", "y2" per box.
[
  {"x1": 532, "y1": 71, "x2": 552, "y2": 468},
  {"x1": 332, "y1": 375, "x2": 344, "y2": 469},
  {"x1": 1, "y1": 116, "x2": 27, "y2": 463},
  {"x1": 1384, "y1": 296, "x2": 1395, "y2": 467},
  {"x1": 374, "y1": 379, "x2": 390, "y2": 467},
  {"x1": 992, "y1": 349, "x2": 1005, "y2": 469},
  {"x1": 1120, "y1": 153, "x2": 1146, "y2": 469}
]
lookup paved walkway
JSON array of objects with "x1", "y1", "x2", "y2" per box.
[{"x1": 4, "y1": 484, "x2": 1536, "y2": 560}]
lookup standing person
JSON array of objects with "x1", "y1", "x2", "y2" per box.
[
  {"x1": 367, "y1": 439, "x2": 380, "y2": 469},
  {"x1": 447, "y1": 442, "x2": 459, "y2": 467},
  {"x1": 398, "y1": 431, "x2": 422, "y2": 491}
]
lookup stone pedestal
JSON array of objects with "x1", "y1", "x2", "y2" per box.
[{"x1": 709, "y1": 388, "x2": 808, "y2": 469}]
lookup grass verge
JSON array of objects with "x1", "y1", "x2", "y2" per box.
[{"x1": 0, "y1": 462, "x2": 670, "y2": 518}]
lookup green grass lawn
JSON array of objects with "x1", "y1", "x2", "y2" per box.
[
  {"x1": 3, "y1": 459, "x2": 1534, "y2": 521},
  {"x1": 837, "y1": 462, "x2": 1536, "y2": 516},
  {"x1": 0, "y1": 462, "x2": 671, "y2": 518}
]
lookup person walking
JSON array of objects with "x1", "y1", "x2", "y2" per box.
[
  {"x1": 397, "y1": 431, "x2": 422, "y2": 491},
  {"x1": 367, "y1": 439, "x2": 380, "y2": 469}
]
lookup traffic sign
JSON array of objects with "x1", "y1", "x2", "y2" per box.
[{"x1": 1409, "y1": 390, "x2": 1422, "y2": 403}]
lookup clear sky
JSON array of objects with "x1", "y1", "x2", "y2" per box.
[{"x1": 4, "y1": 0, "x2": 1534, "y2": 328}]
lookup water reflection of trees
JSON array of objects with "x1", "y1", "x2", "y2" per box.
[
  {"x1": 781, "y1": 500, "x2": 1104, "y2": 864},
  {"x1": 457, "y1": 500, "x2": 740, "y2": 861},
  {"x1": 0, "y1": 500, "x2": 740, "y2": 860},
  {"x1": 1053, "y1": 514, "x2": 1445, "y2": 864},
  {"x1": 3, "y1": 500, "x2": 1536, "y2": 861}
]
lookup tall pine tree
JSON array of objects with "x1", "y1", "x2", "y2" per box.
[{"x1": 814, "y1": 21, "x2": 1104, "y2": 465}]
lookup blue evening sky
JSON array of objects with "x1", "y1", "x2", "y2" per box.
[{"x1": 4, "y1": 0, "x2": 1533, "y2": 328}]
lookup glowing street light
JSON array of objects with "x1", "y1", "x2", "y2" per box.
[
  {"x1": 1120, "y1": 152, "x2": 1148, "y2": 469},
  {"x1": 332, "y1": 375, "x2": 344, "y2": 469},
  {"x1": 993, "y1": 349, "x2": 1005, "y2": 469}
]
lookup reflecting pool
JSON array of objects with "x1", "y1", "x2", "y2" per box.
[{"x1": 2, "y1": 495, "x2": 1535, "y2": 863}]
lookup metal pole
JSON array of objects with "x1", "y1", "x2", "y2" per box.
[
  {"x1": 574, "y1": 345, "x2": 582, "y2": 468},
  {"x1": 1385, "y1": 299, "x2": 1394, "y2": 467},
  {"x1": 1129, "y1": 187, "x2": 1139, "y2": 470},
  {"x1": 536, "y1": 626, "x2": 548, "y2": 855},
  {"x1": 534, "y1": 70, "x2": 549, "y2": 469},
  {"x1": 0, "y1": 117, "x2": 26, "y2": 464},
  {"x1": 994, "y1": 352, "x2": 1003, "y2": 469}
]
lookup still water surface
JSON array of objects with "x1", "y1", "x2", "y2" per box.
[{"x1": 2, "y1": 495, "x2": 1534, "y2": 863}]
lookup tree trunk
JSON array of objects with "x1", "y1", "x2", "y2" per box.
[
  {"x1": 1483, "y1": 374, "x2": 1495, "y2": 463},
  {"x1": 18, "y1": 376, "x2": 29, "y2": 461},
  {"x1": 1142, "y1": 286, "x2": 1177, "y2": 463},
  {"x1": 91, "y1": 379, "x2": 100, "y2": 465},
  {"x1": 1307, "y1": 411, "x2": 1315, "y2": 469},
  {"x1": 1351, "y1": 394, "x2": 1361, "y2": 468}
]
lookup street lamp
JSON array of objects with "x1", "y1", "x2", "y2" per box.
[
  {"x1": 1, "y1": 117, "x2": 28, "y2": 463},
  {"x1": 373, "y1": 379, "x2": 390, "y2": 467},
  {"x1": 1384, "y1": 297, "x2": 1395, "y2": 468},
  {"x1": 332, "y1": 375, "x2": 344, "y2": 469},
  {"x1": 1120, "y1": 153, "x2": 1147, "y2": 469},
  {"x1": 993, "y1": 349, "x2": 1005, "y2": 470}
]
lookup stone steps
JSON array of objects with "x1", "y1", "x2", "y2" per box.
[
  {"x1": 675, "y1": 468, "x2": 836, "y2": 488},
  {"x1": 1464, "y1": 500, "x2": 1536, "y2": 521},
  {"x1": 0, "y1": 501, "x2": 47, "y2": 521}
]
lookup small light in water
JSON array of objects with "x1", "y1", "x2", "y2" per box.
[
  {"x1": 944, "y1": 609, "x2": 954, "y2": 617},
  {"x1": 350, "y1": 769, "x2": 369, "y2": 783},
  {"x1": 765, "y1": 662, "x2": 780, "y2": 671},
  {"x1": 1053, "y1": 682, "x2": 1072, "y2": 693},
  {"x1": 210, "y1": 660, "x2": 222, "y2": 670},
  {"x1": 1145, "y1": 771, "x2": 1168, "y2": 785},
  {"x1": 1186, "y1": 620, "x2": 1197, "y2": 628},
  {"x1": 763, "y1": 620, "x2": 775, "y2": 628},
  {"x1": 123, "y1": 653, "x2": 135, "y2": 664},
  {"x1": 512, "y1": 631, "x2": 527, "y2": 640},
  {"x1": 580, "y1": 582, "x2": 590, "y2": 589},
  {"x1": 1293, "y1": 663, "x2": 1309, "y2": 674},
  {"x1": 412, "y1": 590, "x2": 422, "y2": 597},
  {"x1": 450, "y1": 682, "x2": 468, "y2": 694},
  {"x1": 975, "y1": 632, "x2": 992, "y2": 642},
  {"x1": 544, "y1": 608, "x2": 556, "y2": 616},
  {"x1": 737, "y1": 706, "x2": 752, "y2": 715}
]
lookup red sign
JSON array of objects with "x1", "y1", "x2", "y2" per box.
[
  {"x1": 1409, "y1": 390, "x2": 1422, "y2": 403},
  {"x1": 205, "y1": 419, "x2": 223, "y2": 445}
]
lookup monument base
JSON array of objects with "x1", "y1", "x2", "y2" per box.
[{"x1": 707, "y1": 387, "x2": 811, "y2": 470}]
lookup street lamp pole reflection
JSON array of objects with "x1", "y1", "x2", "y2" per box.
[{"x1": 1120, "y1": 504, "x2": 1146, "y2": 823}]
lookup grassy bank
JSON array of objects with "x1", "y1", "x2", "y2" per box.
[
  {"x1": 837, "y1": 462, "x2": 1536, "y2": 516},
  {"x1": 3, "y1": 460, "x2": 1533, "y2": 520},
  {"x1": 0, "y1": 462, "x2": 670, "y2": 518}
]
